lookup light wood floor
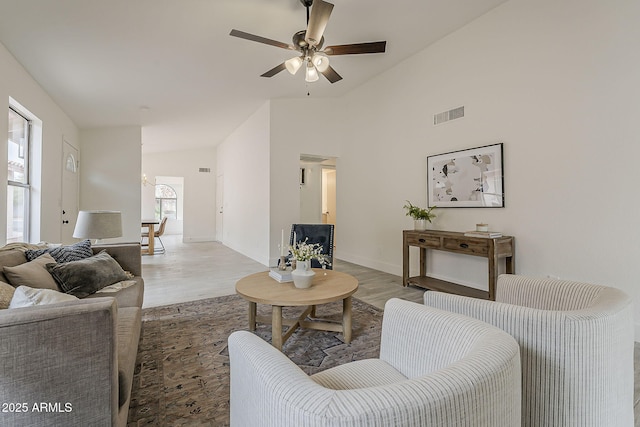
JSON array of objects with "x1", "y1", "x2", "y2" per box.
[
  {"x1": 142, "y1": 235, "x2": 640, "y2": 424},
  {"x1": 141, "y1": 235, "x2": 424, "y2": 310}
]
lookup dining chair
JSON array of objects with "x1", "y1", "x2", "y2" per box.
[{"x1": 141, "y1": 217, "x2": 168, "y2": 254}]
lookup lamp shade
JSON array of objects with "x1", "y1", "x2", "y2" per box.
[
  {"x1": 285, "y1": 56, "x2": 303, "y2": 75},
  {"x1": 73, "y1": 210, "x2": 122, "y2": 240},
  {"x1": 305, "y1": 62, "x2": 319, "y2": 82},
  {"x1": 313, "y1": 54, "x2": 330, "y2": 72}
]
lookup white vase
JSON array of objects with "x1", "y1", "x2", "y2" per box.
[
  {"x1": 414, "y1": 219, "x2": 430, "y2": 231},
  {"x1": 291, "y1": 260, "x2": 315, "y2": 289}
]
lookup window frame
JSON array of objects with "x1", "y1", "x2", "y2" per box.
[
  {"x1": 154, "y1": 183, "x2": 178, "y2": 220},
  {"x1": 7, "y1": 106, "x2": 31, "y2": 243}
]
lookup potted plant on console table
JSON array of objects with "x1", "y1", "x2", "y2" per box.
[
  {"x1": 403, "y1": 200, "x2": 436, "y2": 231},
  {"x1": 289, "y1": 238, "x2": 330, "y2": 289}
]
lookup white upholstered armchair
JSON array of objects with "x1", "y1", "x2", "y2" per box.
[
  {"x1": 423, "y1": 274, "x2": 634, "y2": 427},
  {"x1": 228, "y1": 298, "x2": 521, "y2": 427}
]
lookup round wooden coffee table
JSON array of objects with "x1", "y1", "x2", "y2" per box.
[{"x1": 236, "y1": 269, "x2": 358, "y2": 351}]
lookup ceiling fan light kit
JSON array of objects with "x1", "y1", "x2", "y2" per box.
[
  {"x1": 230, "y1": 0, "x2": 386, "y2": 84},
  {"x1": 305, "y1": 61, "x2": 319, "y2": 82},
  {"x1": 285, "y1": 56, "x2": 304, "y2": 75}
]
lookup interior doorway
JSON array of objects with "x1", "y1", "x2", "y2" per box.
[
  {"x1": 142, "y1": 175, "x2": 184, "y2": 236},
  {"x1": 321, "y1": 168, "x2": 336, "y2": 226},
  {"x1": 299, "y1": 155, "x2": 336, "y2": 225}
]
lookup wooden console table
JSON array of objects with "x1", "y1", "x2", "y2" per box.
[{"x1": 402, "y1": 230, "x2": 515, "y2": 300}]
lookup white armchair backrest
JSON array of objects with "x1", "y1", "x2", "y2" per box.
[
  {"x1": 496, "y1": 274, "x2": 605, "y2": 310},
  {"x1": 379, "y1": 298, "x2": 511, "y2": 380}
]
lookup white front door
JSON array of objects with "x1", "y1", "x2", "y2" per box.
[
  {"x1": 61, "y1": 140, "x2": 79, "y2": 243},
  {"x1": 215, "y1": 174, "x2": 224, "y2": 242}
]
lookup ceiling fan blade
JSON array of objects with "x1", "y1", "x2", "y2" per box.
[
  {"x1": 320, "y1": 65, "x2": 342, "y2": 84},
  {"x1": 305, "y1": 0, "x2": 334, "y2": 47},
  {"x1": 230, "y1": 29, "x2": 296, "y2": 51},
  {"x1": 324, "y1": 41, "x2": 386, "y2": 56},
  {"x1": 261, "y1": 63, "x2": 287, "y2": 78}
]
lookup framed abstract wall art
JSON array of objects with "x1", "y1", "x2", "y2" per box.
[{"x1": 427, "y1": 143, "x2": 504, "y2": 208}]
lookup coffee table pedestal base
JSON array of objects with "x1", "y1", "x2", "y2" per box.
[{"x1": 248, "y1": 297, "x2": 353, "y2": 351}]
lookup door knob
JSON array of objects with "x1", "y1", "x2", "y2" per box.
[{"x1": 62, "y1": 220, "x2": 69, "y2": 224}]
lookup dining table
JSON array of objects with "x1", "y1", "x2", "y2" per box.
[{"x1": 141, "y1": 219, "x2": 159, "y2": 255}]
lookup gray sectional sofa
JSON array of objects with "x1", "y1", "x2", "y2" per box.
[{"x1": 0, "y1": 242, "x2": 144, "y2": 427}]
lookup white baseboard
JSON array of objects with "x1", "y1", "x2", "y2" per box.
[
  {"x1": 336, "y1": 251, "x2": 401, "y2": 277},
  {"x1": 182, "y1": 235, "x2": 216, "y2": 243}
]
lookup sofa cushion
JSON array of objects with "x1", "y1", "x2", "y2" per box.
[
  {"x1": 0, "y1": 281, "x2": 15, "y2": 309},
  {"x1": 0, "y1": 250, "x2": 28, "y2": 283},
  {"x1": 8, "y1": 285, "x2": 78, "y2": 308},
  {"x1": 25, "y1": 239, "x2": 93, "y2": 263},
  {"x1": 311, "y1": 359, "x2": 407, "y2": 390},
  {"x1": 85, "y1": 277, "x2": 144, "y2": 308},
  {"x1": 46, "y1": 251, "x2": 129, "y2": 298},
  {"x1": 3, "y1": 253, "x2": 60, "y2": 291}
]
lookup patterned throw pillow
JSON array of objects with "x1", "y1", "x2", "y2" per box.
[{"x1": 24, "y1": 240, "x2": 93, "y2": 263}]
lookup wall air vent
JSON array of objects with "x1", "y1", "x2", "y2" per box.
[
  {"x1": 198, "y1": 167, "x2": 211, "y2": 173},
  {"x1": 434, "y1": 106, "x2": 464, "y2": 125}
]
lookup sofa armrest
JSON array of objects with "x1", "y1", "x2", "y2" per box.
[
  {"x1": 93, "y1": 243, "x2": 142, "y2": 277},
  {"x1": 0, "y1": 298, "x2": 119, "y2": 426}
]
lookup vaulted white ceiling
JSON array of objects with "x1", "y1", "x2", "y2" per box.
[{"x1": 0, "y1": 0, "x2": 507, "y2": 152}]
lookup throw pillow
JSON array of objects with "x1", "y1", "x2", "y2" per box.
[
  {"x1": 95, "y1": 280, "x2": 137, "y2": 294},
  {"x1": 9, "y1": 285, "x2": 78, "y2": 308},
  {"x1": 24, "y1": 239, "x2": 93, "y2": 263},
  {"x1": 0, "y1": 281, "x2": 15, "y2": 309},
  {"x1": 46, "y1": 251, "x2": 129, "y2": 298},
  {"x1": 3, "y1": 253, "x2": 61, "y2": 291}
]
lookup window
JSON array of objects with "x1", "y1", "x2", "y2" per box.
[
  {"x1": 155, "y1": 184, "x2": 177, "y2": 220},
  {"x1": 7, "y1": 108, "x2": 30, "y2": 243}
]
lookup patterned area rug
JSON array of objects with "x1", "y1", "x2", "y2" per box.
[{"x1": 127, "y1": 294, "x2": 383, "y2": 426}]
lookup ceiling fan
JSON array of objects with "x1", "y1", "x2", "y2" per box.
[{"x1": 230, "y1": 0, "x2": 386, "y2": 84}]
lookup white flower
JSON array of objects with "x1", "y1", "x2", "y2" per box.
[{"x1": 289, "y1": 238, "x2": 330, "y2": 266}]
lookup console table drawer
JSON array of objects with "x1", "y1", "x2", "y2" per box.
[
  {"x1": 405, "y1": 234, "x2": 441, "y2": 249},
  {"x1": 442, "y1": 237, "x2": 489, "y2": 255}
]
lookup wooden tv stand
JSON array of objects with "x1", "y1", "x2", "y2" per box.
[{"x1": 402, "y1": 230, "x2": 515, "y2": 300}]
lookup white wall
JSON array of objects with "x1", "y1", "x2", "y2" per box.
[
  {"x1": 142, "y1": 147, "x2": 216, "y2": 241},
  {"x1": 0, "y1": 42, "x2": 79, "y2": 243},
  {"x1": 334, "y1": 0, "x2": 640, "y2": 332},
  {"x1": 217, "y1": 102, "x2": 271, "y2": 265},
  {"x1": 79, "y1": 127, "x2": 142, "y2": 243}
]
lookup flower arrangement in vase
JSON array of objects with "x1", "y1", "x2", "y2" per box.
[
  {"x1": 403, "y1": 200, "x2": 436, "y2": 231},
  {"x1": 288, "y1": 237, "x2": 330, "y2": 288}
]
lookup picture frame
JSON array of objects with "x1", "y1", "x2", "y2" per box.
[{"x1": 427, "y1": 143, "x2": 504, "y2": 208}]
